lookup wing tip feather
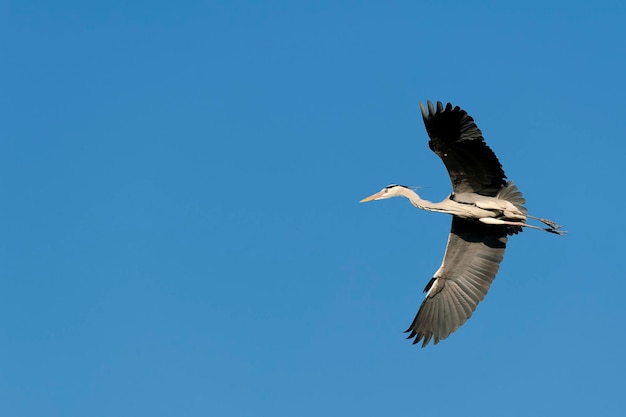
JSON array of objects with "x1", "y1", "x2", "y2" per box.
[
  {"x1": 427, "y1": 100, "x2": 435, "y2": 116},
  {"x1": 419, "y1": 102, "x2": 427, "y2": 121}
]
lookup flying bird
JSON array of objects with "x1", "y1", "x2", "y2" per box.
[{"x1": 360, "y1": 101, "x2": 564, "y2": 348}]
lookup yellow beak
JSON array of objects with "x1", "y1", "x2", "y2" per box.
[{"x1": 359, "y1": 191, "x2": 383, "y2": 203}]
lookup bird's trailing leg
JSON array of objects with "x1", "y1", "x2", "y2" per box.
[
  {"x1": 526, "y1": 215, "x2": 562, "y2": 230},
  {"x1": 479, "y1": 217, "x2": 566, "y2": 235}
]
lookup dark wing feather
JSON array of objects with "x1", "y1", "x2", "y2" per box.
[
  {"x1": 420, "y1": 101, "x2": 506, "y2": 196},
  {"x1": 405, "y1": 217, "x2": 508, "y2": 347}
]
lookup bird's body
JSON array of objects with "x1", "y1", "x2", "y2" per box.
[
  {"x1": 360, "y1": 101, "x2": 563, "y2": 347},
  {"x1": 393, "y1": 185, "x2": 522, "y2": 221}
]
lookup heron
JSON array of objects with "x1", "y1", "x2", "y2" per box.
[{"x1": 360, "y1": 101, "x2": 564, "y2": 348}]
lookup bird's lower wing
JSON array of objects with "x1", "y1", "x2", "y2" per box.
[{"x1": 405, "y1": 217, "x2": 508, "y2": 347}]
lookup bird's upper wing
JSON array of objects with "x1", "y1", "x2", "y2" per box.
[
  {"x1": 405, "y1": 217, "x2": 508, "y2": 347},
  {"x1": 420, "y1": 101, "x2": 506, "y2": 196}
]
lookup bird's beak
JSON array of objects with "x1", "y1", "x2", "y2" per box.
[{"x1": 359, "y1": 191, "x2": 383, "y2": 203}]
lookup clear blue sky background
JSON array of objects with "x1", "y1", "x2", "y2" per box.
[{"x1": 2, "y1": 1, "x2": 626, "y2": 416}]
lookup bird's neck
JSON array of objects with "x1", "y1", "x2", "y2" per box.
[{"x1": 397, "y1": 187, "x2": 446, "y2": 212}]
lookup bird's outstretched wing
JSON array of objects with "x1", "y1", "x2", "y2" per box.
[
  {"x1": 420, "y1": 101, "x2": 506, "y2": 196},
  {"x1": 405, "y1": 217, "x2": 508, "y2": 347}
]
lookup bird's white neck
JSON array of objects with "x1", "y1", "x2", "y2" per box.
[{"x1": 394, "y1": 187, "x2": 447, "y2": 213}]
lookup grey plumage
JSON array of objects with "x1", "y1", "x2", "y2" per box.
[{"x1": 405, "y1": 217, "x2": 507, "y2": 347}]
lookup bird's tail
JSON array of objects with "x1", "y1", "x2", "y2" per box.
[
  {"x1": 497, "y1": 181, "x2": 527, "y2": 215},
  {"x1": 497, "y1": 181, "x2": 527, "y2": 235}
]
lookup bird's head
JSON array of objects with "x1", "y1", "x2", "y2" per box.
[{"x1": 360, "y1": 184, "x2": 409, "y2": 202}]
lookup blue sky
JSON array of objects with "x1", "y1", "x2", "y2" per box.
[{"x1": 2, "y1": 1, "x2": 626, "y2": 416}]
